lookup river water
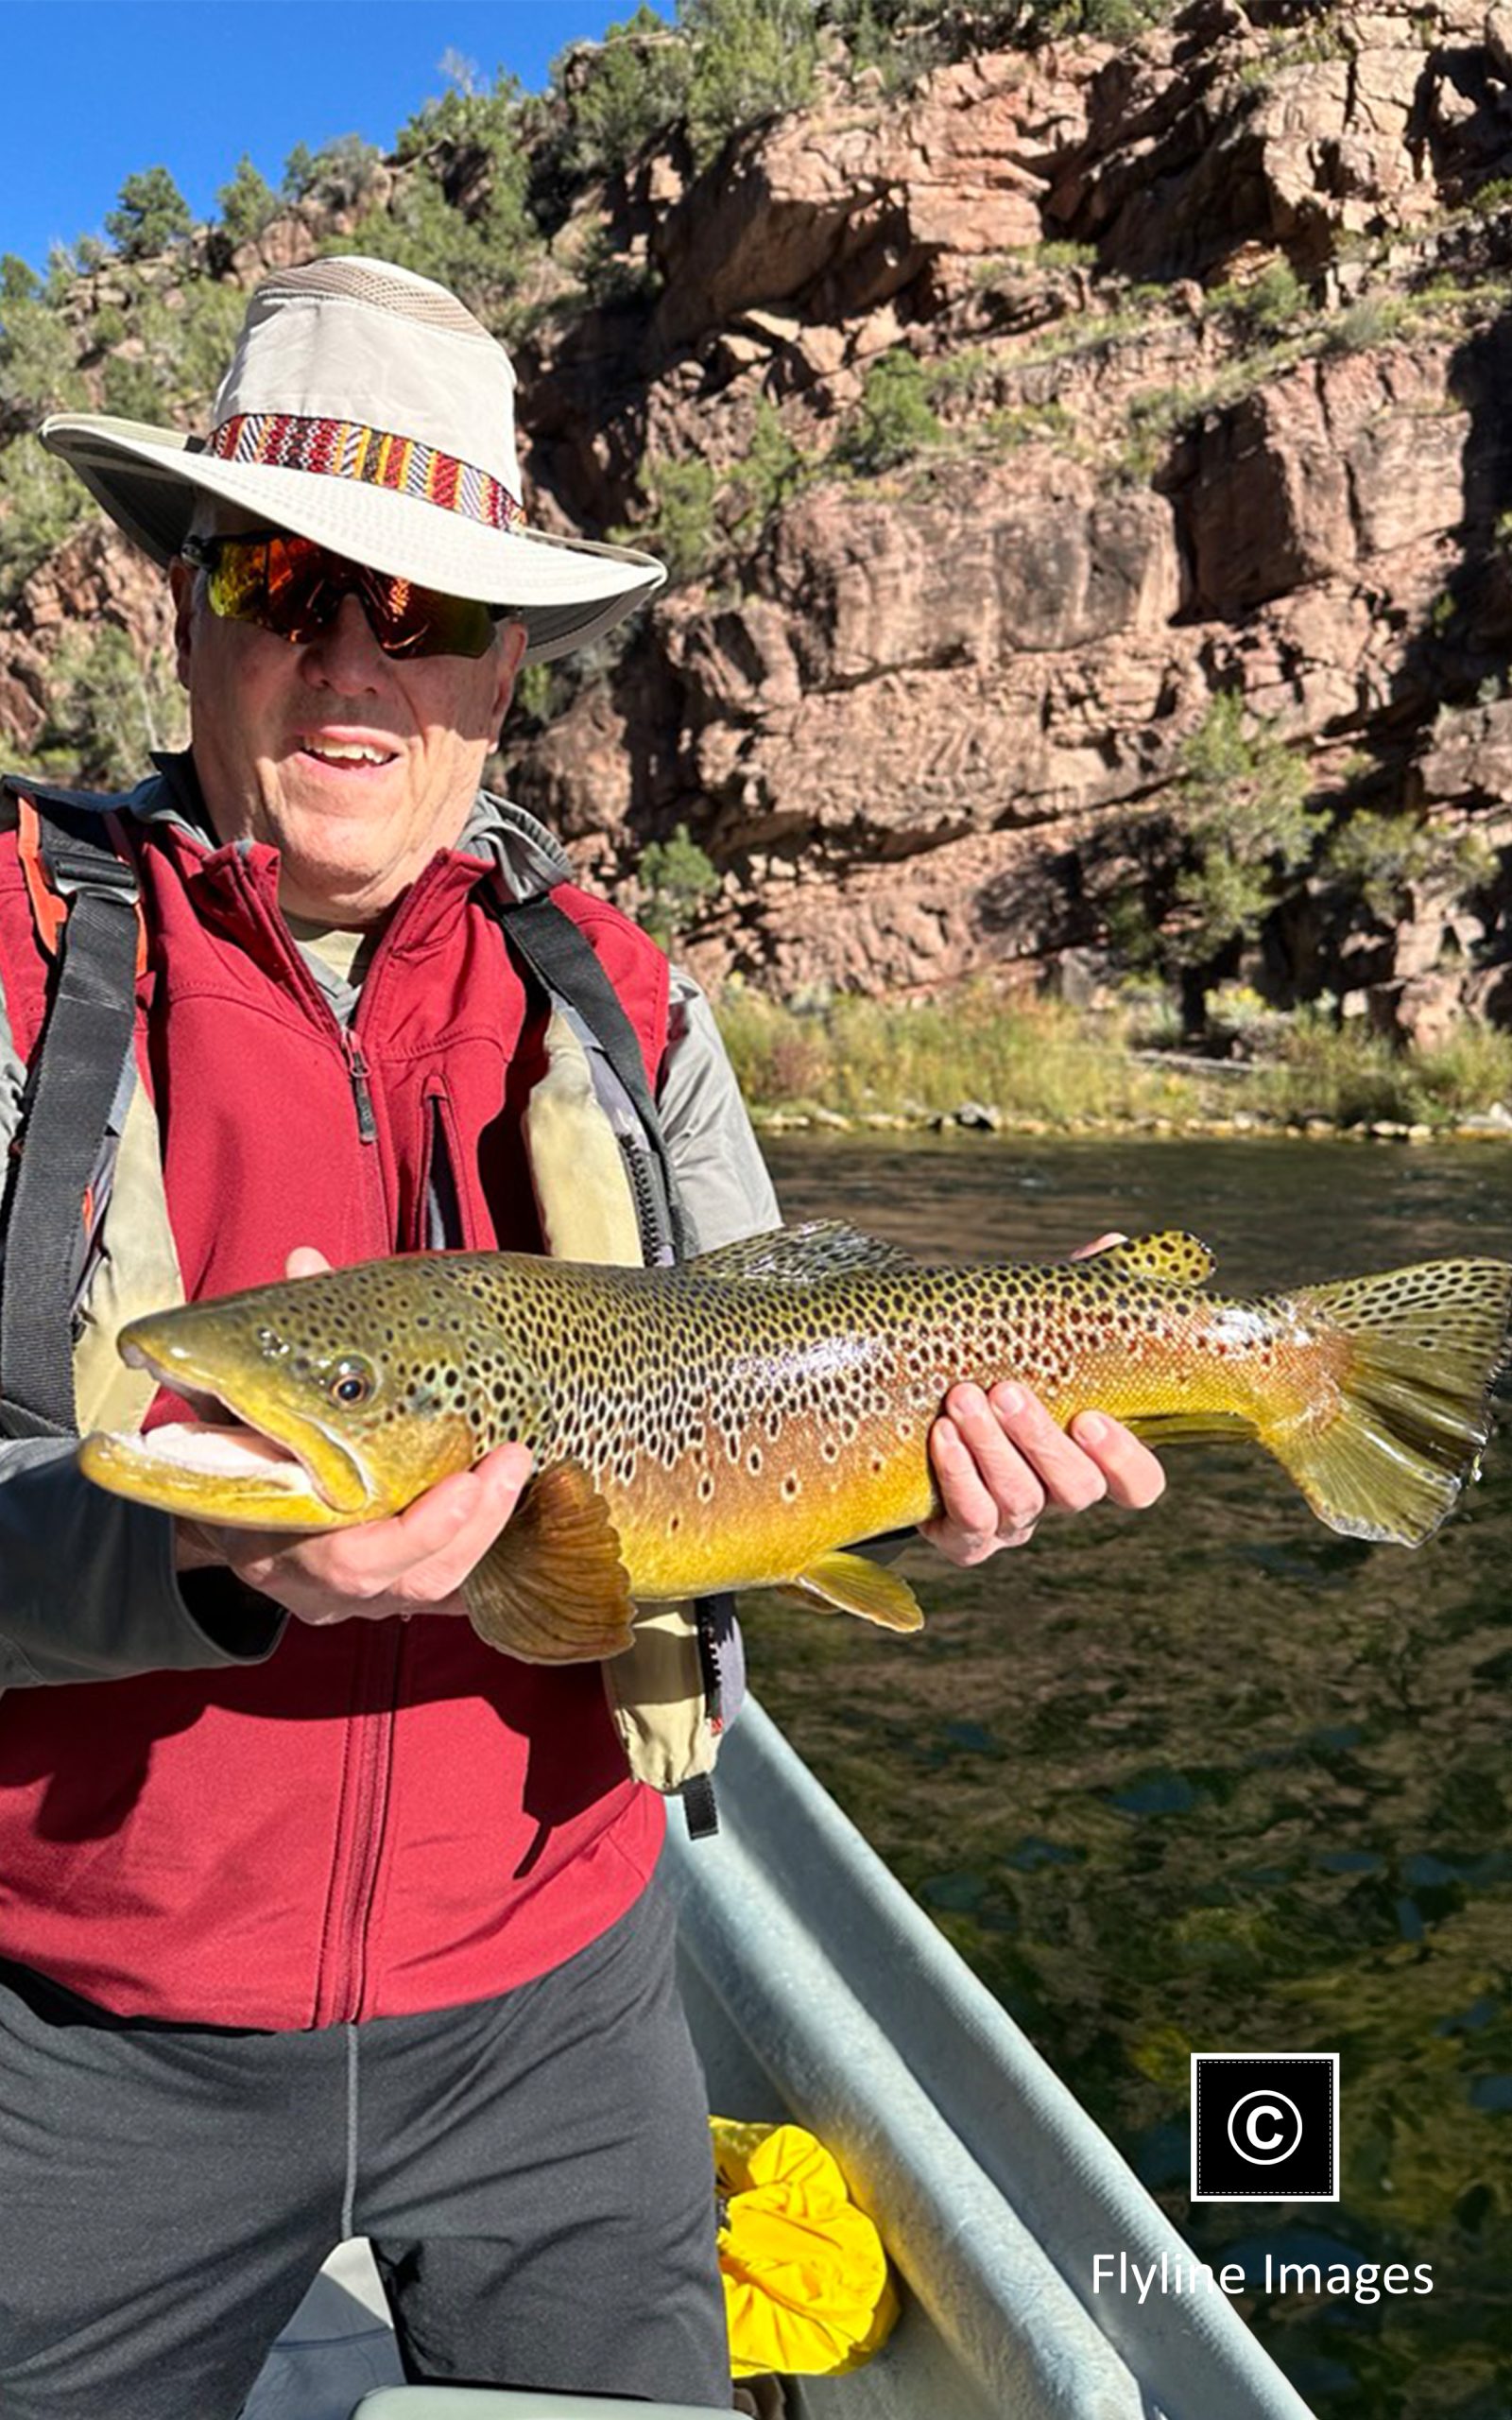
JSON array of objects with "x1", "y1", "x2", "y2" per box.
[{"x1": 752, "y1": 1134, "x2": 1511, "y2": 2420}]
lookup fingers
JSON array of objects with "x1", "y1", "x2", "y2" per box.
[
  {"x1": 921, "y1": 1382, "x2": 1164, "y2": 1567},
  {"x1": 1070, "y1": 1232, "x2": 1128, "y2": 1260},
  {"x1": 228, "y1": 1443, "x2": 534, "y2": 1624},
  {"x1": 385, "y1": 1444, "x2": 535, "y2": 1604},
  {"x1": 926, "y1": 1386, "x2": 1051, "y2": 1564},
  {"x1": 284, "y1": 1245, "x2": 332, "y2": 1281},
  {"x1": 1068, "y1": 1409, "x2": 1166, "y2": 1510}
]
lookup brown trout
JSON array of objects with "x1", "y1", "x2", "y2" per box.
[{"x1": 78, "y1": 1223, "x2": 1512, "y2": 1664}]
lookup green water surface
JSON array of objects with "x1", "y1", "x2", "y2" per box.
[{"x1": 750, "y1": 1136, "x2": 1512, "y2": 2420}]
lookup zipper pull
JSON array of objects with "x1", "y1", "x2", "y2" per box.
[{"x1": 344, "y1": 1034, "x2": 378, "y2": 1144}]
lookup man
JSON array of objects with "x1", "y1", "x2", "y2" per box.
[{"x1": 0, "y1": 258, "x2": 1163, "y2": 2418}]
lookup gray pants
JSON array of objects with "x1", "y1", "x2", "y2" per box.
[{"x1": 0, "y1": 1872, "x2": 730, "y2": 2417}]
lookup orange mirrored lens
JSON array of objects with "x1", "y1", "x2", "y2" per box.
[{"x1": 203, "y1": 534, "x2": 498, "y2": 659}]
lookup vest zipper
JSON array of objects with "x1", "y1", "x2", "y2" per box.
[
  {"x1": 344, "y1": 1033, "x2": 378, "y2": 1144},
  {"x1": 221, "y1": 851, "x2": 407, "y2": 2021},
  {"x1": 618, "y1": 1132, "x2": 662, "y2": 1265},
  {"x1": 696, "y1": 1599, "x2": 726, "y2": 1737},
  {"x1": 315, "y1": 1620, "x2": 402, "y2": 2027}
]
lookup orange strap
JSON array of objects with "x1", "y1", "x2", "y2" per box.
[
  {"x1": 15, "y1": 793, "x2": 147, "y2": 977},
  {"x1": 16, "y1": 796, "x2": 65, "y2": 959}
]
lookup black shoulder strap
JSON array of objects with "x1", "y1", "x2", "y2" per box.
[
  {"x1": 489, "y1": 889, "x2": 693, "y2": 1264},
  {"x1": 490, "y1": 886, "x2": 729, "y2": 1840},
  {"x1": 0, "y1": 790, "x2": 141, "y2": 1440}
]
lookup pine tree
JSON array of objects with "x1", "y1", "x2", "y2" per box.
[{"x1": 105, "y1": 166, "x2": 193, "y2": 261}]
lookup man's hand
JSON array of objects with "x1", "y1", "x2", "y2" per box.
[
  {"x1": 919, "y1": 1230, "x2": 1165, "y2": 1567},
  {"x1": 174, "y1": 1247, "x2": 532, "y2": 1627}
]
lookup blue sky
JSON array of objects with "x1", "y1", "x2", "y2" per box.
[{"x1": 2, "y1": 1, "x2": 672, "y2": 273}]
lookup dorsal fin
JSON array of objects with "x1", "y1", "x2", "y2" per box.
[
  {"x1": 687, "y1": 1220, "x2": 917, "y2": 1284},
  {"x1": 1091, "y1": 1230, "x2": 1217, "y2": 1287}
]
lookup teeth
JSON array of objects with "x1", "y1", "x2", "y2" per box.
[{"x1": 307, "y1": 744, "x2": 392, "y2": 765}]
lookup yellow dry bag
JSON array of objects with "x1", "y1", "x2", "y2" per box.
[{"x1": 711, "y1": 2116, "x2": 900, "y2": 2380}]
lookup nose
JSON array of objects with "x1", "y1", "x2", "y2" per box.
[{"x1": 299, "y1": 590, "x2": 387, "y2": 693}]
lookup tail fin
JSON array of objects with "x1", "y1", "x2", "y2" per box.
[{"x1": 1272, "y1": 1259, "x2": 1512, "y2": 1546}]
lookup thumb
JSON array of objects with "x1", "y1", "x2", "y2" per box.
[{"x1": 284, "y1": 1245, "x2": 333, "y2": 1281}]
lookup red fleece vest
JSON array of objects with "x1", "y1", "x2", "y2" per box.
[{"x1": 0, "y1": 810, "x2": 672, "y2": 2028}]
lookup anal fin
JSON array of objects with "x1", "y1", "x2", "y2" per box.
[
  {"x1": 778, "y1": 1550, "x2": 925, "y2": 1634},
  {"x1": 465, "y1": 1460, "x2": 637, "y2": 1665}
]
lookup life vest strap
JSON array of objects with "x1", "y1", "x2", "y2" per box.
[
  {"x1": 490, "y1": 889, "x2": 692, "y2": 1266},
  {"x1": 0, "y1": 790, "x2": 142, "y2": 1439}
]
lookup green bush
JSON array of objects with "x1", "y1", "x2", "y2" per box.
[
  {"x1": 1119, "y1": 385, "x2": 1206, "y2": 480},
  {"x1": 638, "y1": 823, "x2": 721, "y2": 948},
  {"x1": 817, "y1": 0, "x2": 1166, "y2": 70},
  {"x1": 620, "y1": 456, "x2": 720, "y2": 582},
  {"x1": 105, "y1": 166, "x2": 193, "y2": 261},
  {"x1": 1207, "y1": 258, "x2": 1309, "y2": 339},
  {"x1": 0, "y1": 256, "x2": 39, "y2": 306},
  {"x1": 1167, "y1": 692, "x2": 1316, "y2": 982},
  {"x1": 333, "y1": 82, "x2": 538, "y2": 334},
  {"x1": 281, "y1": 143, "x2": 318, "y2": 203},
  {"x1": 325, "y1": 168, "x2": 523, "y2": 328},
  {"x1": 98, "y1": 283, "x2": 245, "y2": 422},
  {"x1": 100, "y1": 351, "x2": 163, "y2": 423},
  {"x1": 681, "y1": 0, "x2": 818, "y2": 161},
  {"x1": 1322, "y1": 809, "x2": 1497, "y2": 924},
  {"x1": 717, "y1": 984, "x2": 1206, "y2": 1126},
  {"x1": 1320, "y1": 292, "x2": 1407, "y2": 354},
  {"x1": 24, "y1": 629, "x2": 185, "y2": 788},
  {"x1": 305, "y1": 136, "x2": 385, "y2": 211},
  {"x1": 395, "y1": 67, "x2": 524, "y2": 163},
  {"x1": 1256, "y1": 1014, "x2": 1512, "y2": 1130},
  {"x1": 575, "y1": 224, "x2": 662, "y2": 311},
  {"x1": 0, "y1": 435, "x2": 93, "y2": 605},
  {"x1": 89, "y1": 302, "x2": 129, "y2": 352},
  {"x1": 554, "y1": 8, "x2": 695, "y2": 180},
  {"x1": 0, "y1": 295, "x2": 87, "y2": 423},
  {"x1": 1039, "y1": 0, "x2": 1172, "y2": 31},
  {"x1": 836, "y1": 351, "x2": 943, "y2": 474},
  {"x1": 216, "y1": 156, "x2": 280, "y2": 248},
  {"x1": 730, "y1": 398, "x2": 813, "y2": 531}
]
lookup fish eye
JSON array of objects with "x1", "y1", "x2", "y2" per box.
[{"x1": 328, "y1": 1356, "x2": 376, "y2": 1408}]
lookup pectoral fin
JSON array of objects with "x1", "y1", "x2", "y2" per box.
[
  {"x1": 465, "y1": 1460, "x2": 637, "y2": 1665},
  {"x1": 781, "y1": 1551, "x2": 925, "y2": 1634}
]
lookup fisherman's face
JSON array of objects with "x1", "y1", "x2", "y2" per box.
[{"x1": 170, "y1": 508, "x2": 527, "y2": 925}]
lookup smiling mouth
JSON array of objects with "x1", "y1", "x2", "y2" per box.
[{"x1": 298, "y1": 741, "x2": 401, "y2": 771}]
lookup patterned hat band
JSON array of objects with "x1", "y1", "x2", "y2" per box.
[{"x1": 206, "y1": 411, "x2": 527, "y2": 535}]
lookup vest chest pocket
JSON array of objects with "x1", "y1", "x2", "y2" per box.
[{"x1": 416, "y1": 1084, "x2": 469, "y2": 1253}]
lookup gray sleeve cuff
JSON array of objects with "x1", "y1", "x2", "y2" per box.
[{"x1": 0, "y1": 1439, "x2": 285, "y2": 1686}]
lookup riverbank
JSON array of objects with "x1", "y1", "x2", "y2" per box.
[{"x1": 715, "y1": 990, "x2": 1512, "y2": 1143}]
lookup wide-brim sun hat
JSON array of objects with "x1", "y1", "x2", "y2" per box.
[{"x1": 40, "y1": 255, "x2": 666, "y2": 664}]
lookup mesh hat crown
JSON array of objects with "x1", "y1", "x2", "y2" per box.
[{"x1": 41, "y1": 257, "x2": 665, "y2": 665}]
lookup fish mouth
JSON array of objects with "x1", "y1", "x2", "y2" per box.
[{"x1": 85, "y1": 1328, "x2": 375, "y2": 1524}]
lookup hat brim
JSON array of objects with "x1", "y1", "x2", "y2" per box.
[{"x1": 40, "y1": 414, "x2": 666, "y2": 665}]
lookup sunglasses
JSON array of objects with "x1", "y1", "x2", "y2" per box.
[{"x1": 180, "y1": 529, "x2": 507, "y2": 660}]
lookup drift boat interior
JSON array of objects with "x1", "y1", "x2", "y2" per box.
[{"x1": 245, "y1": 1702, "x2": 1317, "y2": 2420}]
